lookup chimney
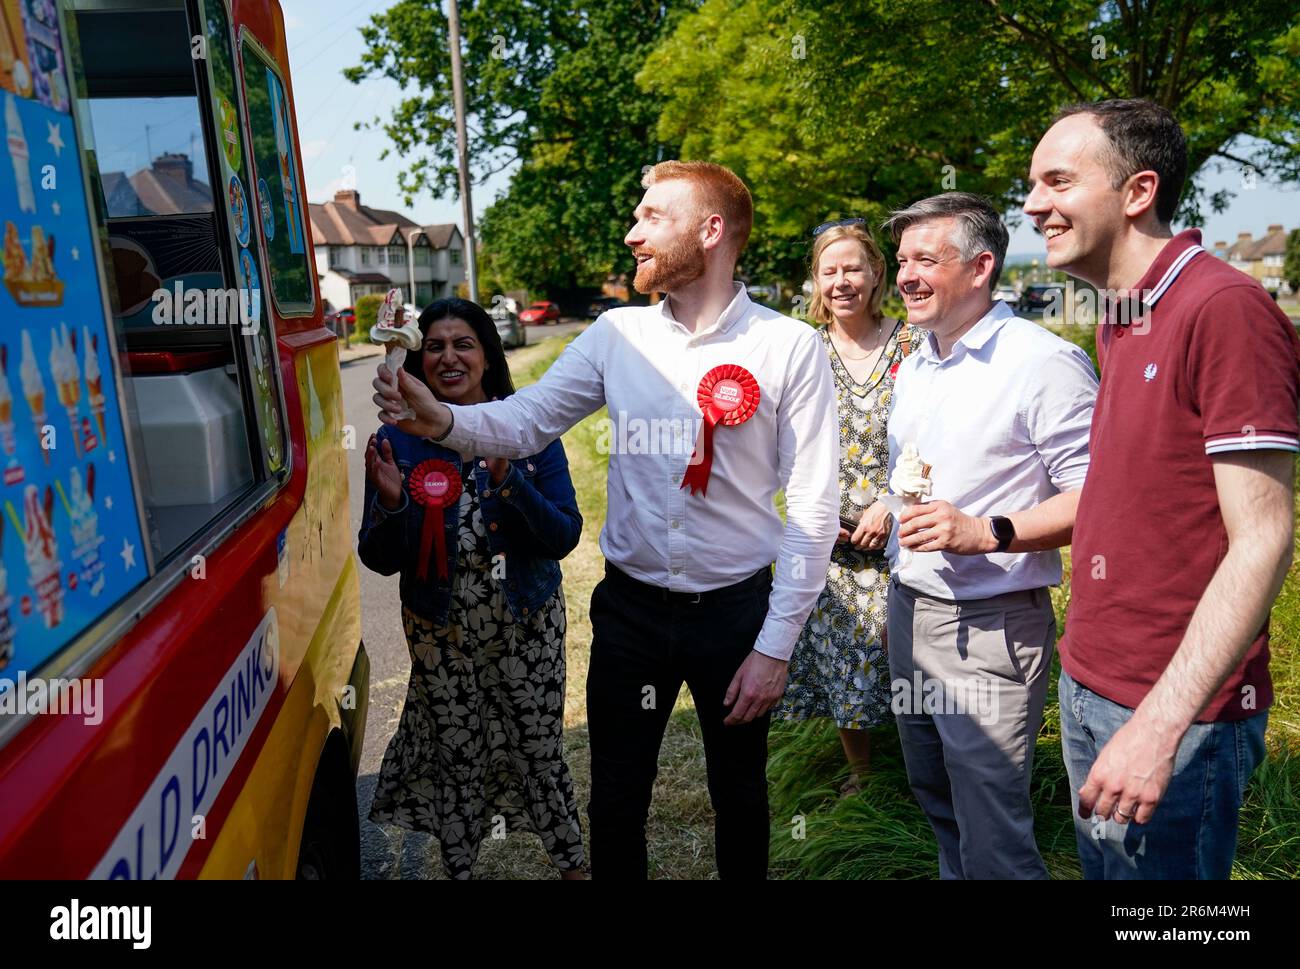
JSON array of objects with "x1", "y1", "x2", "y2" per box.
[
  {"x1": 1236, "y1": 232, "x2": 1253, "y2": 243},
  {"x1": 334, "y1": 189, "x2": 360, "y2": 208},
  {"x1": 152, "y1": 152, "x2": 193, "y2": 184},
  {"x1": 1266, "y1": 224, "x2": 1283, "y2": 234},
  {"x1": 1214, "y1": 241, "x2": 1227, "y2": 250}
]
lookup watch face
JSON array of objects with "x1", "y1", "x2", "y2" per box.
[{"x1": 992, "y1": 516, "x2": 1015, "y2": 544}]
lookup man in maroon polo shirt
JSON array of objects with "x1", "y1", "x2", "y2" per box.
[{"x1": 1025, "y1": 99, "x2": 1299, "y2": 879}]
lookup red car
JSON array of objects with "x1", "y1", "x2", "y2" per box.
[{"x1": 519, "y1": 300, "x2": 561, "y2": 325}]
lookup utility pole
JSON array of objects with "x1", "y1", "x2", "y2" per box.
[{"x1": 447, "y1": 0, "x2": 478, "y2": 302}]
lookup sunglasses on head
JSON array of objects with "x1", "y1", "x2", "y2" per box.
[{"x1": 813, "y1": 217, "x2": 868, "y2": 237}]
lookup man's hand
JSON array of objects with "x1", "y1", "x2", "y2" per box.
[
  {"x1": 898, "y1": 500, "x2": 996, "y2": 554},
  {"x1": 723, "y1": 651, "x2": 789, "y2": 725},
  {"x1": 372, "y1": 365, "x2": 450, "y2": 438},
  {"x1": 1077, "y1": 712, "x2": 1180, "y2": 825}
]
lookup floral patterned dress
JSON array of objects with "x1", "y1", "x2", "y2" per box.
[
  {"x1": 369, "y1": 474, "x2": 585, "y2": 879},
  {"x1": 775, "y1": 321, "x2": 919, "y2": 730}
]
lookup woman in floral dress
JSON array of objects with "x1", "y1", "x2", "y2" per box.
[
  {"x1": 358, "y1": 298, "x2": 585, "y2": 879},
  {"x1": 775, "y1": 221, "x2": 921, "y2": 794}
]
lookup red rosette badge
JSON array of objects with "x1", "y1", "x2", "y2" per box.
[
  {"x1": 681, "y1": 364, "x2": 760, "y2": 496},
  {"x1": 408, "y1": 459, "x2": 463, "y2": 580}
]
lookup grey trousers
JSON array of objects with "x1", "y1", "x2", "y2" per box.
[{"x1": 887, "y1": 578, "x2": 1056, "y2": 880}]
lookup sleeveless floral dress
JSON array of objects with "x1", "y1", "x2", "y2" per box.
[{"x1": 775, "y1": 321, "x2": 920, "y2": 730}]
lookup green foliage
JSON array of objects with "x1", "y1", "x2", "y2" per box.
[
  {"x1": 1285, "y1": 228, "x2": 1300, "y2": 292},
  {"x1": 349, "y1": 0, "x2": 690, "y2": 294},
  {"x1": 642, "y1": 0, "x2": 1300, "y2": 291},
  {"x1": 355, "y1": 292, "x2": 386, "y2": 332}
]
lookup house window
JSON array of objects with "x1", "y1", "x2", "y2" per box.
[
  {"x1": 389, "y1": 246, "x2": 405, "y2": 265},
  {"x1": 450, "y1": 248, "x2": 462, "y2": 266},
  {"x1": 361, "y1": 248, "x2": 371, "y2": 265},
  {"x1": 329, "y1": 246, "x2": 342, "y2": 265},
  {"x1": 415, "y1": 247, "x2": 431, "y2": 266}
]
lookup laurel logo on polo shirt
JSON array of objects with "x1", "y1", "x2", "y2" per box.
[{"x1": 1143, "y1": 363, "x2": 1158, "y2": 382}]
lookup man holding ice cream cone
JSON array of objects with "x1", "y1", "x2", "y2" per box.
[
  {"x1": 373, "y1": 161, "x2": 839, "y2": 879},
  {"x1": 882, "y1": 193, "x2": 1099, "y2": 879}
]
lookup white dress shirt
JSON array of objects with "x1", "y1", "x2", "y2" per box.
[
  {"x1": 441, "y1": 283, "x2": 839, "y2": 661},
  {"x1": 886, "y1": 300, "x2": 1098, "y2": 600}
]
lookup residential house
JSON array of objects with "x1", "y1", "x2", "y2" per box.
[
  {"x1": 308, "y1": 189, "x2": 465, "y2": 312},
  {"x1": 1214, "y1": 224, "x2": 1292, "y2": 295},
  {"x1": 100, "y1": 152, "x2": 213, "y2": 217}
]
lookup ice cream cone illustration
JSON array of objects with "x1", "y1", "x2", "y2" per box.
[
  {"x1": 83, "y1": 326, "x2": 106, "y2": 443},
  {"x1": 68, "y1": 464, "x2": 106, "y2": 598},
  {"x1": 23, "y1": 483, "x2": 63, "y2": 629},
  {"x1": 6, "y1": 93, "x2": 35, "y2": 215},
  {"x1": 50, "y1": 323, "x2": 81, "y2": 457},
  {"x1": 19, "y1": 329, "x2": 48, "y2": 465}
]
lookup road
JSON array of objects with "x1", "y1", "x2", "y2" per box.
[{"x1": 339, "y1": 319, "x2": 587, "y2": 879}]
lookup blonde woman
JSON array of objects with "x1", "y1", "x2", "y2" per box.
[{"x1": 775, "y1": 219, "x2": 922, "y2": 795}]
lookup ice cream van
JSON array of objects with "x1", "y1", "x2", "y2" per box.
[{"x1": 0, "y1": 0, "x2": 368, "y2": 878}]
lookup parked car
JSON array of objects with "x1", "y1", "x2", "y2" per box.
[
  {"x1": 519, "y1": 300, "x2": 561, "y2": 325},
  {"x1": 586, "y1": 296, "x2": 627, "y2": 319},
  {"x1": 993, "y1": 287, "x2": 1018, "y2": 305},
  {"x1": 1018, "y1": 283, "x2": 1066, "y2": 315},
  {"x1": 489, "y1": 300, "x2": 527, "y2": 349},
  {"x1": 337, "y1": 306, "x2": 357, "y2": 335}
]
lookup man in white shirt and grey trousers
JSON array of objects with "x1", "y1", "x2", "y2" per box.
[
  {"x1": 373, "y1": 161, "x2": 839, "y2": 879},
  {"x1": 883, "y1": 193, "x2": 1098, "y2": 879}
]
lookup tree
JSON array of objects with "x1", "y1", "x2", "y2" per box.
[
  {"x1": 642, "y1": 0, "x2": 1300, "y2": 292},
  {"x1": 348, "y1": 0, "x2": 690, "y2": 294},
  {"x1": 1286, "y1": 228, "x2": 1300, "y2": 294}
]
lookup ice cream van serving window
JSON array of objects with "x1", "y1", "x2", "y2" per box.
[
  {"x1": 71, "y1": 0, "x2": 283, "y2": 568},
  {"x1": 237, "y1": 31, "x2": 313, "y2": 316}
]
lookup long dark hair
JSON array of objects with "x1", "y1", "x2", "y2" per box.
[{"x1": 402, "y1": 297, "x2": 516, "y2": 401}]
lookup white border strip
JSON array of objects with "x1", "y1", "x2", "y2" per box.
[
  {"x1": 1206, "y1": 435, "x2": 1300, "y2": 454},
  {"x1": 1144, "y1": 245, "x2": 1206, "y2": 307}
]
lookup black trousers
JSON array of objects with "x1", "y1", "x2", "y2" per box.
[{"x1": 586, "y1": 563, "x2": 773, "y2": 880}]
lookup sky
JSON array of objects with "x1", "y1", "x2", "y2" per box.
[{"x1": 280, "y1": 0, "x2": 1296, "y2": 264}]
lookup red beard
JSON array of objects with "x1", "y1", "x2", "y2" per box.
[{"x1": 633, "y1": 234, "x2": 706, "y2": 294}]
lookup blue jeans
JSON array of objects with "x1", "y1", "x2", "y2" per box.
[{"x1": 1058, "y1": 668, "x2": 1268, "y2": 880}]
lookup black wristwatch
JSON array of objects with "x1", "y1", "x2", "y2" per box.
[{"x1": 989, "y1": 515, "x2": 1016, "y2": 553}]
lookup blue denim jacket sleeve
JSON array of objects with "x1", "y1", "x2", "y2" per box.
[
  {"x1": 490, "y1": 438, "x2": 582, "y2": 560},
  {"x1": 356, "y1": 426, "x2": 410, "y2": 576}
]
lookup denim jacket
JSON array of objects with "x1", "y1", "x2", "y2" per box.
[{"x1": 356, "y1": 425, "x2": 581, "y2": 624}]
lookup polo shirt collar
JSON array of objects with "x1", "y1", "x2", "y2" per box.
[
  {"x1": 660, "y1": 281, "x2": 751, "y2": 339},
  {"x1": 1135, "y1": 229, "x2": 1207, "y2": 308},
  {"x1": 917, "y1": 299, "x2": 1014, "y2": 363}
]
